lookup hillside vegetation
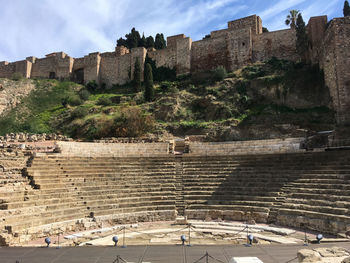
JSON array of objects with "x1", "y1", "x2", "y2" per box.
[{"x1": 0, "y1": 58, "x2": 335, "y2": 141}]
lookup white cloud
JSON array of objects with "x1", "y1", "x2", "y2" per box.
[{"x1": 260, "y1": 0, "x2": 307, "y2": 18}]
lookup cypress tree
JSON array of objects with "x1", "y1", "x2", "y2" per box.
[
  {"x1": 116, "y1": 37, "x2": 128, "y2": 47},
  {"x1": 139, "y1": 33, "x2": 146, "y2": 47},
  {"x1": 144, "y1": 63, "x2": 154, "y2": 102},
  {"x1": 145, "y1": 36, "x2": 155, "y2": 48},
  {"x1": 133, "y1": 59, "x2": 141, "y2": 92},
  {"x1": 344, "y1": 1, "x2": 350, "y2": 16},
  {"x1": 155, "y1": 33, "x2": 166, "y2": 49},
  {"x1": 126, "y1": 28, "x2": 141, "y2": 49},
  {"x1": 296, "y1": 13, "x2": 309, "y2": 61}
]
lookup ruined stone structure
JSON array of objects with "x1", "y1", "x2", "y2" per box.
[
  {"x1": 1, "y1": 139, "x2": 350, "y2": 246},
  {"x1": 0, "y1": 14, "x2": 349, "y2": 124}
]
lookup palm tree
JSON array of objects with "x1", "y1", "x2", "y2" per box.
[{"x1": 285, "y1": 10, "x2": 300, "y2": 29}]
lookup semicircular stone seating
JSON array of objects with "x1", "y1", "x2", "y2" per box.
[{"x1": 0, "y1": 140, "x2": 350, "y2": 246}]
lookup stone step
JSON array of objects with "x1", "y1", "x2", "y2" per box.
[
  {"x1": 284, "y1": 198, "x2": 350, "y2": 209},
  {"x1": 186, "y1": 204, "x2": 270, "y2": 213},
  {"x1": 185, "y1": 200, "x2": 275, "y2": 208},
  {"x1": 280, "y1": 203, "x2": 349, "y2": 215},
  {"x1": 184, "y1": 190, "x2": 281, "y2": 197},
  {"x1": 289, "y1": 192, "x2": 350, "y2": 202},
  {"x1": 92, "y1": 206, "x2": 175, "y2": 218},
  {"x1": 184, "y1": 194, "x2": 278, "y2": 202},
  {"x1": 284, "y1": 187, "x2": 350, "y2": 195},
  {"x1": 75, "y1": 190, "x2": 175, "y2": 198},
  {"x1": 5, "y1": 210, "x2": 88, "y2": 233},
  {"x1": 286, "y1": 182, "x2": 350, "y2": 190},
  {"x1": 277, "y1": 208, "x2": 350, "y2": 222},
  {"x1": 2, "y1": 205, "x2": 88, "y2": 226}
]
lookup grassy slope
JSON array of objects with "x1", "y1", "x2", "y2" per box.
[
  {"x1": 0, "y1": 80, "x2": 81, "y2": 135},
  {"x1": 0, "y1": 59, "x2": 335, "y2": 140}
]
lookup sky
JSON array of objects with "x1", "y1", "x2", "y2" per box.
[{"x1": 0, "y1": 0, "x2": 345, "y2": 62}]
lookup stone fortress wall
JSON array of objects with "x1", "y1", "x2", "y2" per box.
[
  {"x1": 0, "y1": 15, "x2": 297, "y2": 83},
  {"x1": 0, "y1": 14, "x2": 349, "y2": 125}
]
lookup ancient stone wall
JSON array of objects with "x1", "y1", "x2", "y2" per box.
[
  {"x1": 189, "y1": 138, "x2": 303, "y2": 156},
  {"x1": 226, "y1": 28, "x2": 252, "y2": 71},
  {"x1": 308, "y1": 16, "x2": 328, "y2": 64},
  {"x1": 176, "y1": 37, "x2": 192, "y2": 75},
  {"x1": 0, "y1": 62, "x2": 16, "y2": 78},
  {"x1": 83, "y1": 52, "x2": 101, "y2": 84},
  {"x1": 0, "y1": 60, "x2": 32, "y2": 79},
  {"x1": 252, "y1": 29, "x2": 299, "y2": 62},
  {"x1": 99, "y1": 52, "x2": 119, "y2": 87},
  {"x1": 322, "y1": 17, "x2": 350, "y2": 125},
  {"x1": 147, "y1": 46, "x2": 177, "y2": 70},
  {"x1": 191, "y1": 37, "x2": 228, "y2": 72},
  {"x1": 228, "y1": 15, "x2": 262, "y2": 34},
  {"x1": 56, "y1": 141, "x2": 170, "y2": 157}
]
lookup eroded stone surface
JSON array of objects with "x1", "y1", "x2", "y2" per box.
[{"x1": 298, "y1": 247, "x2": 350, "y2": 263}]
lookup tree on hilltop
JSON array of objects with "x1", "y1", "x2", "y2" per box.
[
  {"x1": 116, "y1": 30, "x2": 162, "y2": 50},
  {"x1": 116, "y1": 28, "x2": 141, "y2": 49},
  {"x1": 144, "y1": 63, "x2": 154, "y2": 102},
  {"x1": 344, "y1": 1, "x2": 350, "y2": 16},
  {"x1": 296, "y1": 13, "x2": 309, "y2": 61},
  {"x1": 285, "y1": 10, "x2": 300, "y2": 29}
]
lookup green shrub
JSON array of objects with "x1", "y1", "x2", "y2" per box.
[
  {"x1": 144, "y1": 55, "x2": 176, "y2": 81},
  {"x1": 235, "y1": 80, "x2": 248, "y2": 95},
  {"x1": 212, "y1": 66, "x2": 227, "y2": 81},
  {"x1": 242, "y1": 65, "x2": 266, "y2": 79},
  {"x1": 67, "y1": 96, "x2": 83, "y2": 106},
  {"x1": 160, "y1": 81, "x2": 179, "y2": 93},
  {"x1": 97, "y1": 96, "x2": 113, "y2": 106},
  {"x1": 71, "y1": 107, "x2": 89, "y2": 119},
  {"x1": 11, "y1": 72, "x2": 24, "y2": 81},
  {"x1": 86, "y1": 80, "x2": 98, "y2": 92},
  {"x1": 114, "y1": 106, "x2": 155, "y2": 137},
  {"x1": 79, "y1": 89, "x2": 91, "y2": 101}
]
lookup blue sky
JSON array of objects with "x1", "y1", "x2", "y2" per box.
[{"x1": 0, "y1": 0, "x2": 345, "y2": 62}]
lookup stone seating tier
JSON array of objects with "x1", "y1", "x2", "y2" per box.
[{"x1": 0, "y1": 149, "x2": 350, "y2": 245}]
